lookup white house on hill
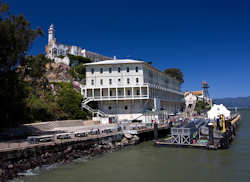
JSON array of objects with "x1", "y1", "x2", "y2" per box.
[{"x1": 45, "y1": 24, "x2": 112, "y2": 64}]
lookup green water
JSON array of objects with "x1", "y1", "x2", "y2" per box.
[{"x1": 23, "y1": 110, "x2": 250, "y2": 182}]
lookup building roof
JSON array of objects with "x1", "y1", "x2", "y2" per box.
[
  {"x1": 191, "y1": 90, "x2": 203, "y2": 96},
  {"x1": 84, "y1": 59, "x2": 181, "y2": 83},
  {"x1": 84, "y1": 59, "x2": 144, "y2": 66}
]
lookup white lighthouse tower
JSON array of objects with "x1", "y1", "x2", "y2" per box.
[{"x1": 48, "y1": 24, "x2": 55, "y2": 43}]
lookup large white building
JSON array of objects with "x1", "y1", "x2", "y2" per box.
[
  {"x1": 46, "y1": 24, "x2": 112, "y2": 63},
  {"x1": 82, "y1": 59, "x2": 184, "y2": 122}
]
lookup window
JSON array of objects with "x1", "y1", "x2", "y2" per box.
[
  {"x1": 91, "y1": 68, "x2": 94, "y2": 74},
  {"x1": 59, "y1": 49, "x2": 64, "y2": 55},
  {"x1": 127, "y1": 78, "x2": 130, "y2": 84},
  {"x1": 100, "y1": 79, "x2": 103, "y2": 85},
  {"x1": 136, "y1": 78, "x2": 139, "y2": 83},
  {"x1": 118, "y1": 78, "x2": 121, "y2": 82},
  {"x1": 109, "y1": 79, "x2": 112, "y2": 85},
  {"x1": 127, "y1": 67, "x2": 129, "y2": 72},
  {"x1": 100, "y1": 68, "x2": 103, "y2": 74},
  {"x1": 118, "y1": 90, "x2": 121, "y2": 95},
  {"x1": 127, "y1": 90, "x2": 131, "y2": 95},
  {"x1": 110, "y1": 90, "x2": 113, "y2": 96},
  {"x1": 136, "y1": 67, "x2": 138, "y2": 72},
  {"x1": 108, "y1": 106, "x2": 112, "y2": 110},
  {"x1": 91, "y1": 80, "x2": 94, "y2": 85},
  {"x1": 52, "y1": 48, "x2": 57, "y2": 55},
  {"x1": 102, "y1": 90, "x2": 104, "y2": 96},
  {"x1": 125, "y1": 106, "x2": 128, "y2": 110},
  {"x1": 136, "y1": 90, "x2": 140, "y2": 95},
  {"x1": 109, "y1": 68, "x2": 112, "y2": 73},
  {"x1": 118, "y1": 67, "x2": 121, "y2": 73},
  {"x1": 165, "y1": 78, "x2": 169, "y2": 84}
]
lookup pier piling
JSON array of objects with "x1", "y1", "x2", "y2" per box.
[
  {"x1": 154, "y1": 123, "x2": 158, "y2": 140},
  {"x1": 208, "y1": 122, "x2": 214, "y2": 145}
]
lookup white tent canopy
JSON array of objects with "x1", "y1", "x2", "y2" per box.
[{"x1": 207, "y1": 104, "x2": 231, "y2": 119}]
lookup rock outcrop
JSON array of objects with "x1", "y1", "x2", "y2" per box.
[{"x1": 45, "y1": 63, "x2": 73, "y2": 82}]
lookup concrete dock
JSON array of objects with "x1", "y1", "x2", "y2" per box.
[{"x1": 0, "y1": 121, "x2": 170, "y2": 153}]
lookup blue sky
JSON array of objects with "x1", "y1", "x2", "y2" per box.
[{"x1": 7, "y1": 0, "x2": 250, "y2": 98}]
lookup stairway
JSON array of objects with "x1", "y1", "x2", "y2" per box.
[
  {"x1": 184, "y1": 100, "x2": 197, "y2": 117},
  {"x1": 132, "y1": 114, "x2": 144, "y2": 121},
  {"x1": 189, "y1": 100, "x2": 197, "y2": 116},
  {"x1": 81, "y1": 98, "x2": 107, "y2": 117}
]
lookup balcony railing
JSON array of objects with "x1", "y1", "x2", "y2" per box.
[{"x1": 88, "y1": 95, "x2": 149, "y2": 100}]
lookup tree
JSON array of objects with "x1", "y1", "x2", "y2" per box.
[
  {"x1": 164, "y1": 68, "x2": 184, "y2": 83},
  {"x1": 67, "y1": 54, "x2": 92, "y2": 65},
  {"x1": 0, "y1": 1, "x2": 43, "y2": 76},
  {"x1": 56, "y1": 83, "x2": 88, "y2": 119},
  {"x1": 195, "y1": 101, "x2": 210, "y2": 115},
  {"x1": 22, "y1": 54, "x2": 51, "y2": 90},
  {"x1": 0, "y1": 71, "x2": 28, "y2": 128},
  {"x1": 0, "y1": 1, "x2": 43, "y2": 128},
  {"x1": 71, "y1": 63, "x2": 86, "y2": 81}
]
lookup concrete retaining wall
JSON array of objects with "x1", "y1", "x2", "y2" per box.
[{"x1": 0, "y1": 133, "x2": 139, "y2": 181}]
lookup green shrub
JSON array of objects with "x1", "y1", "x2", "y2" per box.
[
  {"x1": 23, "y1": 82, "x2": 89, "y2": 123},
  {"x1": 56, "y1": 83, "x2": 88, "y2": 119},
  {"x1": 67, "y1": 54, "x2": 93, "y2": 65}
]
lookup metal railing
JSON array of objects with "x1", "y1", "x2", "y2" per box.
[
  {"x1": 81, "y1": 98, "x2": 107, "y2": 117},
  {"x1": 86, "y1": 95, "x2": 149, "y2": 100},
  {"x1": 171, "y1": 127, "x2": 197, "y2": 136}
]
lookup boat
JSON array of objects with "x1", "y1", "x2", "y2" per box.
[{"x1": 155, "y1": 105, "x2": 241, "y2": 150}]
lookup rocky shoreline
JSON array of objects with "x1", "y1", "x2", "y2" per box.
[{"x1": 0, "y1": 134, "x2": 139, "y2": 182}]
